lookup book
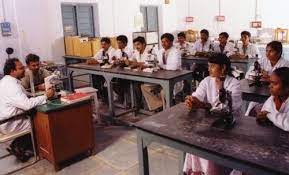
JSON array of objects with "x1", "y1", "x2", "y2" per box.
[{"x1": 61, "y1": 92, "x2": 90, "y2": 104}]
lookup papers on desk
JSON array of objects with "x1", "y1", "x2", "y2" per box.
[
  {"x1": 101, "y1": 64, "x2": 113, "y2": 69},
  {"x1": 61, "y1": 92, "x2": 90, "y2": 104},
  {"x1": 142, "y1": 68, "x2": 154, "y2": 73}
]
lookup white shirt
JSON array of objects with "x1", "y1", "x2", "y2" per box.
[
  {"x1": 131, "y1": 47, "x2": 153, "y2": 63},
  {"x1": 245, "y1": 57, "x2": 289, "y2": 79},
  {"x1": 192, "y1": 40, "x2": 212, "y2": 52},
  {"x1": 114, "y1": 46, "x2": 134, "y2": 60},
  {"x1": 213, "y1": 42, "x2": 235, "y2": 57},
  {"x1": 157, "y1": 46, "x2": 183, "y2": 95},
  {"x1": 192, "y1": 76, "x2": 242, "y2": 113},
  {"x1": 157, "y1": 46, "x2": 182, "y2": 71},
  {"x1": 262, "y1": 96, "x2": 289, "y2": 131},
  {"x1": 93, "y1": 46, "x2": 116, "y2": 62},
  {"x1": 237, "y1": 43, "x2": 260, "y2": 58},
  {"x1": 174, "y1": 41, "x2": 193, "y2": 54},
  {"x1": 0, "y1": 75, "x2": 47, "y2": 133}
]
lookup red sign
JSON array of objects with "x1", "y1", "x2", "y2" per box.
[
  {"x1": 251, "y1": 21, "x2": 262, "y2": 28},
  {"x1": 215, "y1": 15, "x2": 225, "y2": 22},
  {"x1": 185, "y1": 17, "x2": 194, "y2": 22}
]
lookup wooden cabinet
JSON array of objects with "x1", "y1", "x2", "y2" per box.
[{"x1": 34, "y1": 100, "x2": 95, "y2": 170}]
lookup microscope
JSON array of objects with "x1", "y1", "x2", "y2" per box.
[
  {"x1": 210, "y1": 77, "x2": 235, "y2": 130},
  {"x1": 145, "y1": 45, "x2": 159, "y2": 71},
  {"x1": 44, "y1": 70, "x2": 63, "y2": 100},
  {"x1": 249, "y1": 61, "x2": 262, "y2": 87}
]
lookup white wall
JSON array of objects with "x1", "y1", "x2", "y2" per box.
[
  {"x1": 0, "y1": 0, "x2": 179, "y2": 73},
  {"x1": 1, "y1": 0, "x2": 289, "y2": 73}
]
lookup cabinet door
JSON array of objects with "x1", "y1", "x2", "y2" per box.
[{"x1": 51, "y1": 103, "x2": 93, "y2": 162}]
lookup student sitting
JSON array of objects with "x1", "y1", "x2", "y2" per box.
[
  {"x1": 184, "y1": 53, "x2": 242, "y2": 175},
  {"x1": 141, "y1": 33, "x2": 182, "y2": 111},
  {"x1": 258, "y1": 67, "x2": 289, "y2": 131},
  {"x1": 131, "y1": 36, "x2": 155, "y2": 64},
  {"x1": 174, "y1": 32, "x2": 192, "y2": 56},
  {"x1": 245, "y1": 41, "x2": 289, "y2": 116},
  {"x1": 213, "y1": 32, "x2": 234, "y2": 57},
  {"x1": 21, "y1": 54, "x2": 51, "y2": 91},
  {"x1": 0, "y1": 58, "x2": 54, "y2": 162},
  {"x1": 192, "y1": 29, "x2": 212, "y2": 53},
  {"x1": 88, "y1": 37, "x2": 116, "y2": 64},
  {"x1": 238, "y1": 31, "x2": 260, "y2": 59},
  {"x1": 115, "y1": 35, "x2": 133, "y2": 60}
]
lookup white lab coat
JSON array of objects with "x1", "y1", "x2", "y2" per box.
[
  {"x1": 0, "y1": 75, "x2": 47, "y2": 134},
  {"x1": 262, "y1": 96, "x2": 289, "y2": 131},
  {"x1": 184, "y1": 75, "x2": 242, "y2": 175},
  {"x1": 237, "y1": 43, "x2": 260, "y2": 58},
  {"x1": 192, "y1": 40, "x2": 212, "y2": 52},
  {"x1": 114, "y1": 46, "x2": 134, "y2": 60},
  {"x1": 213, "y1": 42, "x2": 235, "y2": 57},
  {"x1": 245, "y1": 57, "x2": 289, "y2": 79},
  {"x1": 157, "y1": 46, "x2": 183, "y2": 95},
  {"x1": 93, "y1": 46, "x2": 116, "y2": 62}
]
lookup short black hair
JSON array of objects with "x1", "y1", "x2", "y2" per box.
[
  {"x1": 4, "y1": 58, "x2": 20, "y2": 75},
  {"x1": 133, "y1": 36, "x2": 146, "y2": 45},
  {"x1": 177, "y1": 32, "x2": 186, "y2": 38},
  {"x1": 116, "y1": 35, "x2": 128, "y2": 44},
  {"x1": 26, "y1": 54, "x2": 40, "y2": 65},
  {"x1": 219, "y1": 32, "x2": 229, "y2": 39},
  {"x1": 200, "y1": 29, "x2": 209, "y2": 36},
  {"x1": 161, "y1": 33, "x2": 174, "y2": 42},
  {"x1": 101, "y1": 37, "x2": 111, "y2": 44},
  {"x1": 208, "y1": 53, "x2": 232, "y2": 75},
  {"x1": 273, "y1": 67, "x2": 289, "y2": 90},
  {"x1": 267, "y1": 41, "x2": 283, "y2": 59},
  {"x1": 241, "y1": 31, "x2": 251, "y2": 38}
]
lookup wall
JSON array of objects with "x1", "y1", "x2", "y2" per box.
[
  {"x1": 0, "y1": 0, "x2": 179, "y2": 73},
  {"x1": 1, "y1": 0, "x2": 289, "y2": 73}
]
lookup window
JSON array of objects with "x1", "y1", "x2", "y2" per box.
[
  {"x1": 133, "y1": 6, "x2": 159, "y2": 47},
  {"x1": 140, "y1": 6, "x2": 159, "y2": 32},
  {"x1": 61, "y1": 4, "x2": 97, "y2": 37}
]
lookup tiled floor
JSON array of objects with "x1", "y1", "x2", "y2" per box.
[{"x1": 0, "y1": 126, "x2": 182, "y2": 175}]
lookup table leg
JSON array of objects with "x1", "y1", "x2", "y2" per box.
[
  {"x1": 137, "y1": 132, "x2": 150, "y2": 175},
  {"x1": 178, "y1": 152, "x2": 186, "y2": 175},
  {"x1": 104, "y1": 76, "x2": 114, "y2": 117},
  {"x1": 130, "y1": 82, "x2": 136, "y2": 116},
  {"x1": 68, "y1": 70, "x2": 74, "y2": 92},
  {"x1": 162, "y1": 81, "x2": 174, "y2": 109}
]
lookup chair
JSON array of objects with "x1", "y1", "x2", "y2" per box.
[{"x1": 0, "y1": 112, "x2": 38, "y2": 174}]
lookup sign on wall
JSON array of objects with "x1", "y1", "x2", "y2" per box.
[{"x1": 1, "y1": 22, "x2": 12, "y2": 36}]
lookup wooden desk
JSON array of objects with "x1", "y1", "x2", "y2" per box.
[
  {"x1": 35, "y1": 99, "x2": 95, "y2": 170},
  {"x1": 67, "y1": 63, "x2": 193, "y2": 117},
  {"x1": 134, "y1": 104, "x2": 289, "y2": 175},
  {"x1": 63, "y1": 55, "x2": 91, "y2": 65},
  {"x1": 241, "y1": 79, "x2": 270, "y2": 103}
]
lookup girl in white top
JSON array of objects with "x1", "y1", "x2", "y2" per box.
[
  {"x1": 245, "y1": 41, "x2": 289, "y2": 116},
  {"x1": 258, "y1": 67, "x2": 289, "y2": 131},
  {"x1": 246, "y1": 41, "x2": 289, "y2": 80},
  {"x1": 184, "y1": 53, "x2": 242, "y2": 175},
  {"x1": 236, "y1": 31, "x2": 260, "y2": 59}
]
